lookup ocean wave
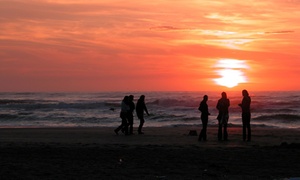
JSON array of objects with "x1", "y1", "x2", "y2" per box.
[
  {"x1": 0, "y1": 101, "x2": 111, "y2": 110},
  {"x1": 1, "y1": 91, "x2": 300, "y2": 129},
  {"x1": 149, "y1": 114, "x2": 185, "y2": 121},
  {"x1": 253, "y1": 108, "x2": 297, "y2": 113},
  {"x1": 0, "y1": 99, "x2": 36, "y2": 104},
  {"x1": 148, "y1": 98, "x2": 198, "y2": 107},
  {"x1": 0, "y1": 114, "x2": 19, "y2": 119},
  {"x1": 253, "y1": 114, "x2": 300, "y2": 122}
]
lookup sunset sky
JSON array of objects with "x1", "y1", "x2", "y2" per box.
[{"x1": 1, "y1": 0, "x2": 300, "y2": 92}]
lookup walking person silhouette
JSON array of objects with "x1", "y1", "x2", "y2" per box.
[
  {"x1": 136, "y1": 95, "x2": 150, "y2": 134},
  {"x1": 114, "y1": 96, "x2": 129, "y2": 135},
  {"x1": 127, "y1": 95, "x2": 135, "y2": 135}
]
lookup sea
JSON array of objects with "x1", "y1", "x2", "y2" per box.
[{"x1": 0, "y1": 91, "x2": 299, "y2": 129}]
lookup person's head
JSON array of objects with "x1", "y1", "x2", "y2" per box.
[
  {"x1": 242, "y1": 89, "x2": 249, "y2": 97},
  {"x1": 129, "y1": 95, "x2": 134, "y2": 101},
  {"x1": 139, "y1": 95, "x2": 145, "y2": 101},
  {"x1": 203, "y1": 95, "x2": 208, "y2": 101},
  {"x1": 123, "y1": 96, "x2": 129, "y2": 102},
  {"x1": 221, "y1": 92, "x2": 227, "y2": 99}
]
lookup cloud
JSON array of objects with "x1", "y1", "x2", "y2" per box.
[
  {"x1": 265, "y1": 30, "x2": 295, "y2": 34},
  {"x1": 149, "y1": 26, "x2": 195, "y2": 31}
]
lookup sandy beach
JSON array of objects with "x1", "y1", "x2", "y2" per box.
[{"x1": 1, "y1": 126, "x2": 300, "y2": 179}]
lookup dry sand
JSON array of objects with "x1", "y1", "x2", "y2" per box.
[{"x1": 1, "y1": 126, "x2": 300, "y2": 179}]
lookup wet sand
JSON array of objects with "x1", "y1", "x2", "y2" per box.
[{"x1": 1, "y1": 126, "x2": 300, "y2": 179}]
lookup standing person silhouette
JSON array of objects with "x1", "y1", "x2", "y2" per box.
[
  {"x1": 216, "y1": 92, "x2": 230, "y2": 141},
  {"x1": 114, "y1": 96, "x2": 129, "y2": 135},
  {"x1": 127, "y1": 95, "x2": 135, "y2": 135},
  {"x1": 136, "y1": 95, "x2": 150, "y2": 134},
  {"x1": 198, "y1": 95, "x2": 210, "y2": 141},
  {"x1": 239, "y1": 89, "x2": 251, "y2": 142}
]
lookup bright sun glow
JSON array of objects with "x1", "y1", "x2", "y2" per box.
[{"x1": 214, "y1": 59, "x2": 249, "y2": 88}]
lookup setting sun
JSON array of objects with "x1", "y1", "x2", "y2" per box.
[{"x1": 214, "y1": 59, "x2": 249, "y2": 88}]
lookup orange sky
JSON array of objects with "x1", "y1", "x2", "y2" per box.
[{"x1": 0, "y1": 0, "x2": 300, "y2": 92}]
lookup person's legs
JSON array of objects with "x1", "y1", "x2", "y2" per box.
[
  {"x1": 247, "y1": 122, "x2": 251, "y2": 141},
  {"x1": 128, "y1": 114, "x2": 133, "y2": 134},
  {"x1": 247, "y1": 113, "x2": 251, "y2": 141},
  {"x1": 115, "y1": 117, "x2": 128, "y2": 135},
  {"x1": 218, "y1": 122, "x2": 222, "y2": 141},
  {"x1": 243, "y1": 113, "x2": 251, "y2": 141},
  {"x1": 138, "y1": 117, "x2": 145, "y2": 134},
  {"x1": 223, "y1": 122, "x2": 228, "y2": 141},
  {"x1": 122, "y1": 117, "x2": 129, "y2": 135},
  {"x1": 114, "y1": 125, "x2": 121, "y2": 134},
  {"x1": 242, "y1": 121, "x2": 247, "y2": 141},
  {"x1": 198, "y1": 130, "x2": 203, "y2": 141},
  {"x1": 198, "y1": 126, "x2": 204, "y2": 141},
  {"x1": 199, "y1": 118, "x2": 206, "y2": 141},
  {"x1": 246, "y1": 114, "x2": 251, "y2": 141},
  {"x1": 202, "y1": 118, "x2": 208, "y2": 141}
]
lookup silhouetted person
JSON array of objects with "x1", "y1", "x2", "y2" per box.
[
  {"x1": 216, "y1": 92, "x2": 230, "y2": 141},
  {"x1": 239, "y1": 89, "x2": 251, "y2": 142},
  {"x1": 127, "y1": 95, "x2": 135, "y2": 135},
  {"x1": 114, "y1": 96, "x2": 129, "y2": 135},
  {"x1": 136, "y1": 95, "x2": 150, "y2": 134},
  {"x1": 198, "y1": 95, "x2": 210, "y2": 141}
]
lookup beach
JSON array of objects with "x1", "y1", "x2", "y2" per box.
[{"x1": 1, "y1": 126, "x2": 300, "y2": 179}]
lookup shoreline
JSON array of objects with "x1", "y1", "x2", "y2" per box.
[
  {"x1": 1, "y1": 126, "x2": 300, "y2": 179},
  {"x1": 1, "y1": 123, "x2": 299, "y2": 129},
  {"x1": 1, "y1": 126, "x2": 300, "y2": 146}
]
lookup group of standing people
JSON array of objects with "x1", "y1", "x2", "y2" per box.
[
  {"x1": 198, "y1": 90, "x2": 251, "y2": 142},
  {"x1": 115, "y1": 90, "x2": 251, "y2": 141},
  {"x1": 114, "y1": 95, "x2": 149, "y2": 135}
]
